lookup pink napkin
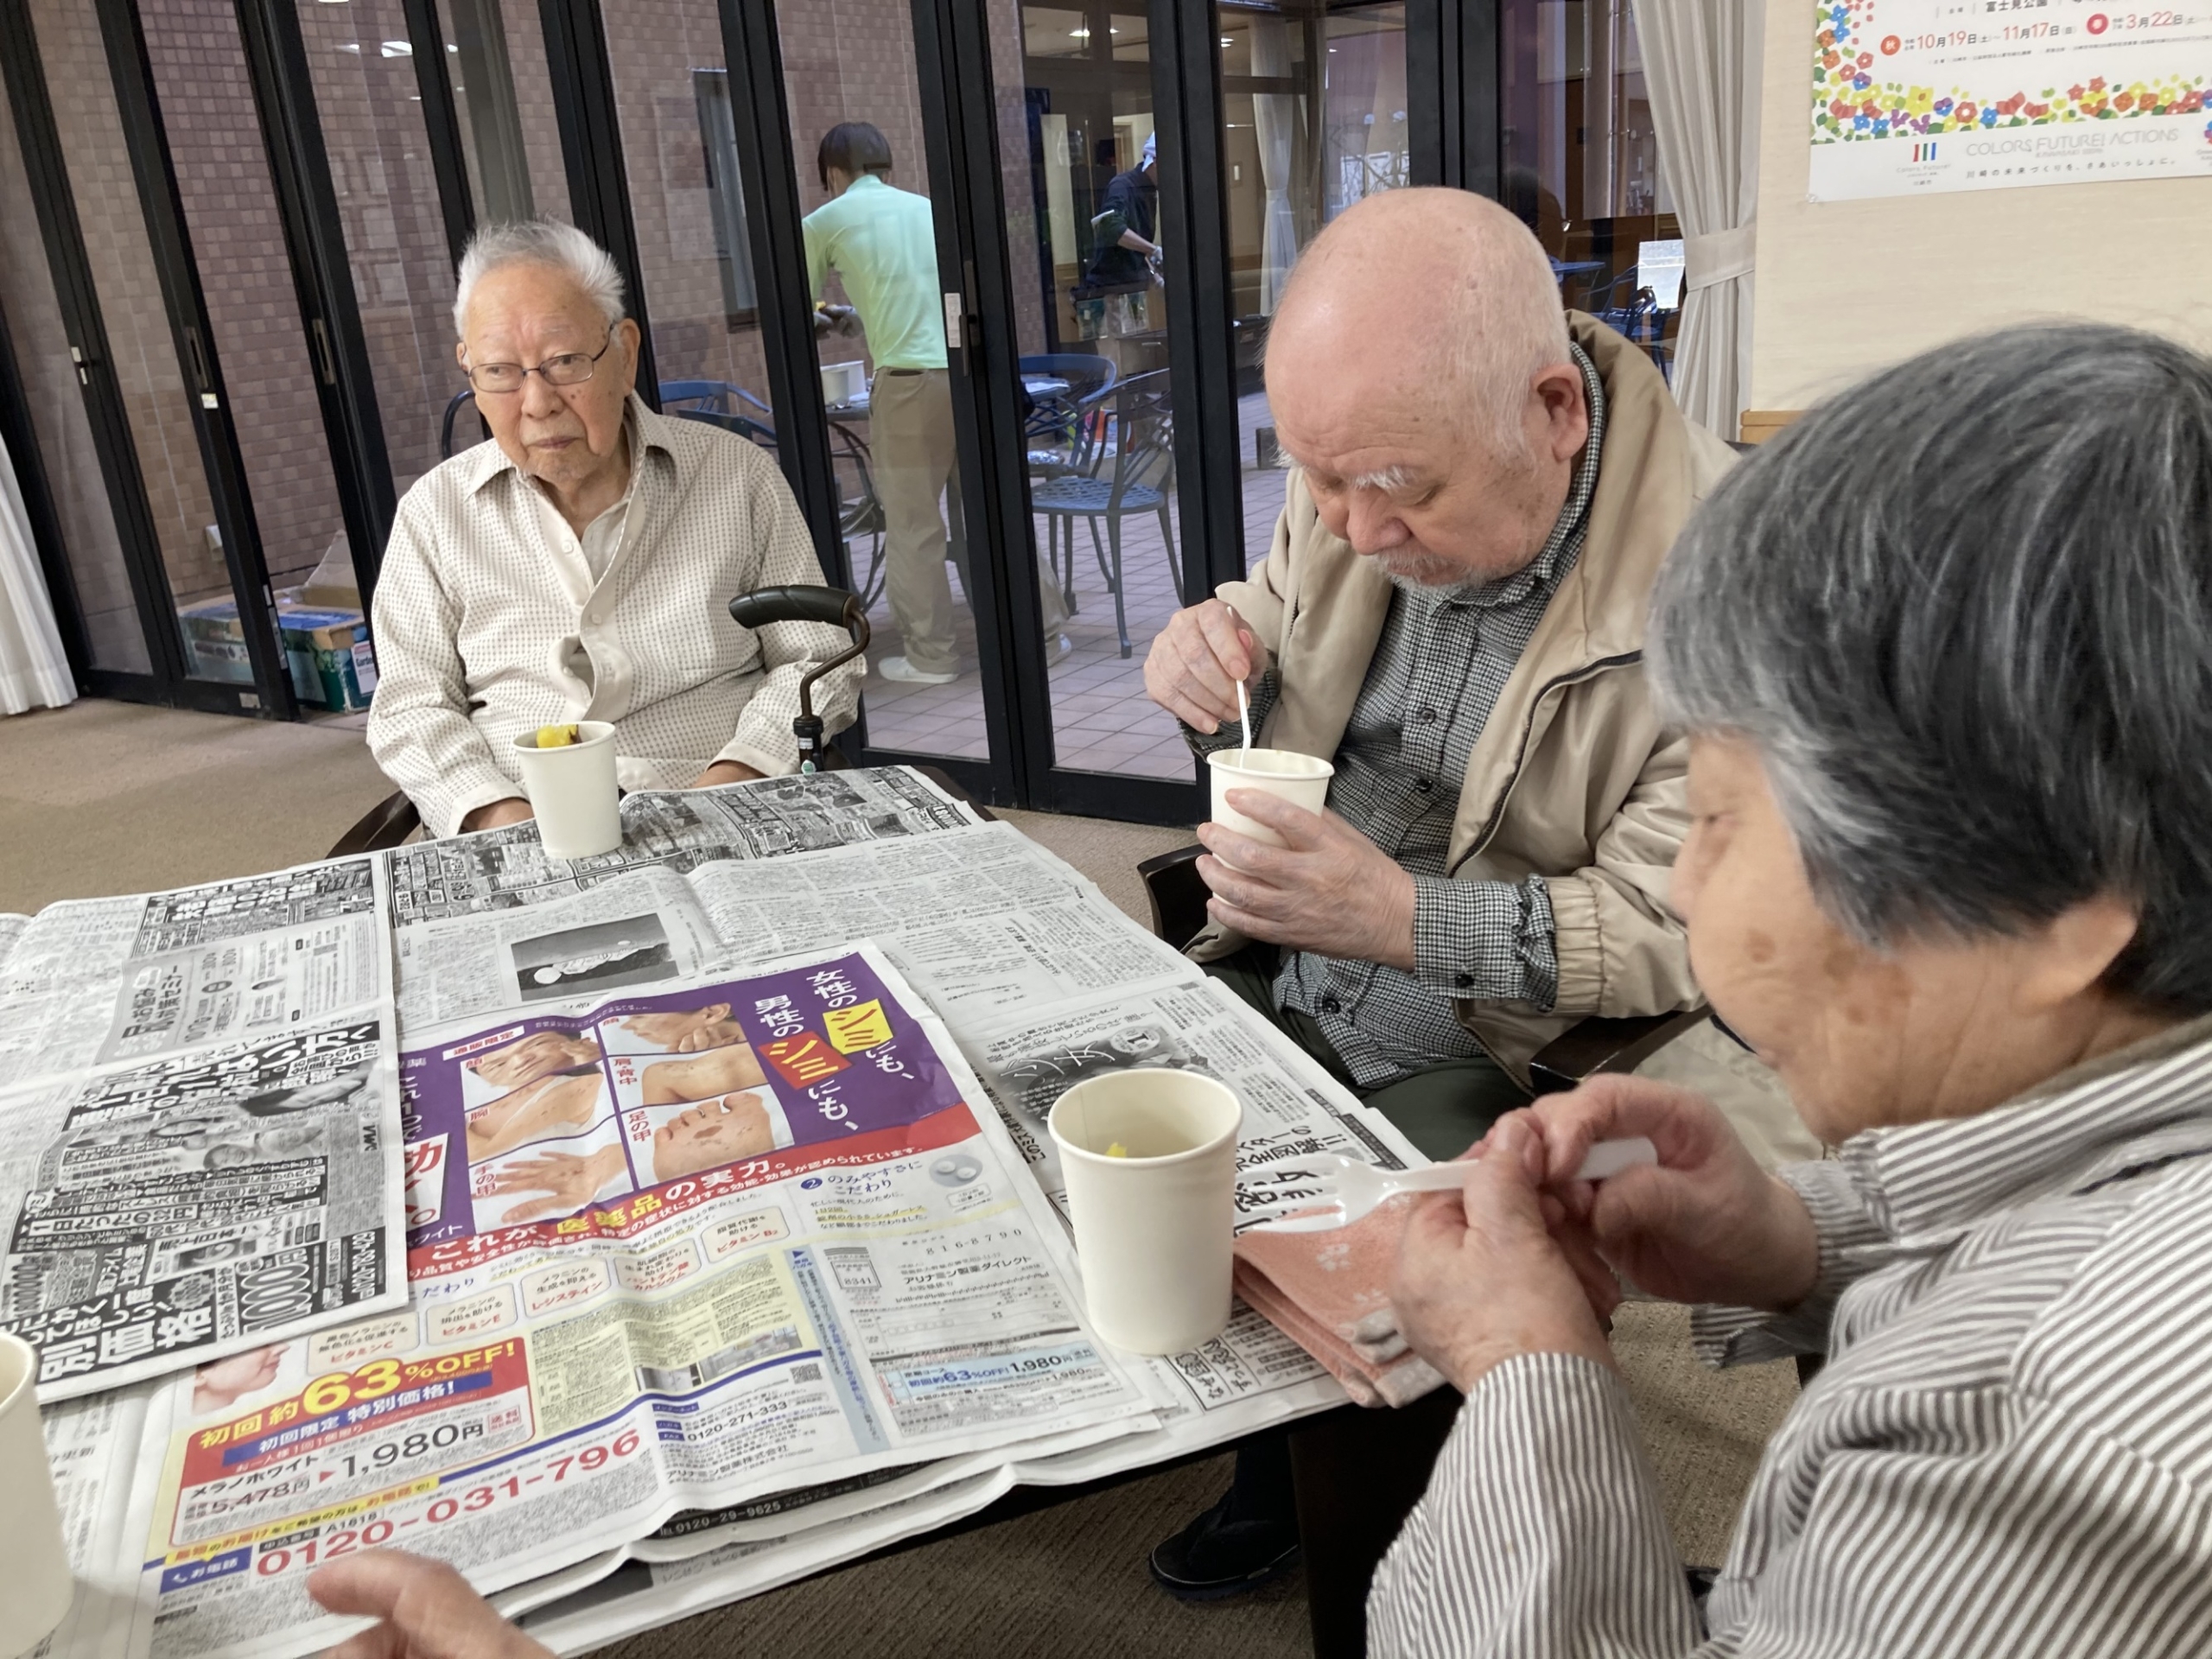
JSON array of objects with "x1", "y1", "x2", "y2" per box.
[{"x1": 1231, "y1": 1194, "x2": 1445, "y2": 1408}]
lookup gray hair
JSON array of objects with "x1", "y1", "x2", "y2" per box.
[
  {"x1": 452, "y1": 219, "x2": 626, "y2": 340},
  {"x1": 1649, "y1": 324, "x2": 2212, "y2": 1013}
]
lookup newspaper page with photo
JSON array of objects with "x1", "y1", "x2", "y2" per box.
[
  {"x1": 381, "y1": 825, "x2": 1437, "y2": 1649},
  {"x1": 54, "y1": 945, "x2": 1154, "y2": 1659},
  {"x1": 28, "y1": 769, "x2": 1440, "y2": 1659},
  {"x1": 0, "y1": 859, "x2": 407, "y2": 1399}
]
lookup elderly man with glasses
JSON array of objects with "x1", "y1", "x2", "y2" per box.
[{"x1": 367, "y1": 219, "x2": 861, "y2": 837}]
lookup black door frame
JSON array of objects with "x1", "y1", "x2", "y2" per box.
[
  {"x1": 1408, "y1": 0, "x2": 1500, "y2": 194},
  {"x1": 0, "y1": 0, "x2": 302, "y2": 715},
  {"x1": 97, "y1": 0, "x2": 300, "y2": 717},
  {"x1": 0, "y1": 0, "x2": 179, "y2": 706},
  {"x1": 538, "y1": 0, "x2": 662, "y2": 407},
  {"x1": 232, "y1": 0, "x2": 402, "y2": 618}
]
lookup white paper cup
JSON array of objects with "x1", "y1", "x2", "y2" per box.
[
  {"x1": 1207, "y1": 747, "x2": 1334, "y2": 849},
  {"x1": 0, "y1": 1336, "x2": 73, "y2": 1659},
  {"x1": 512, "y1": 721, "x2": 620, "y2": 860},
  {"x1": 1047, "y1": 1069, "x2": 1242, "y2": 1356}
]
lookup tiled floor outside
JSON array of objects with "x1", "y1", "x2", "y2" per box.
[{"x1": 857, "y1": 390, "x2": 1288, "y2": 780}]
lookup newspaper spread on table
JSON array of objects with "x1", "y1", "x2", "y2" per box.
[
  {"x1": 0, "y1": 859, "x2": 407, "y2": 1400},
  {"x1": 35, "y1": 768, "x2": 1427, "y2": 1659}
]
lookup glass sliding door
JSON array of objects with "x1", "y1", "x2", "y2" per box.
[
  {"x1": 0, "y1": 61, "x2": 150, "y2": 676},
  {"x1": 25, "y1": 0, "x2": 266, "y2": 695},
  {"x1": 599, "y1": 0, "x2": 771, "y2": 405},
  {"x1": 1001, "y1": 0, "x2": 1195, "y2": 784},
  {"x1": 768, "y1": 0, "x2": 1014, "y2": 772},
  {"x1": 290, "y1": 0, "x2": 469, "y2": 500},
  {"x1": 139, "y1": 0, "x2": 353, "y2": 599},
  {"x1": 1215, "y1": 0, "x2": 1407, "y2": 573},
  {"x1": 1500, "y1": 0, "x2": 1681, "y2": 378},
  {"x1": 442, "y1": 0, "x2": 571, "y2": 226}
]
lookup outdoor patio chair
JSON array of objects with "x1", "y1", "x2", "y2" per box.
[
  {"x1": 1018, "y1": 352, "x2": 1116, "y2": 480},
  {"x1": 1030, "y1": 369, "x2": 1178, "y2": 658}
]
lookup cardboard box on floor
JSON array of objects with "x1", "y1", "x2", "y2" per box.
[{"x1": 176, "y1": 597, "x2": 378, "y2": 712}]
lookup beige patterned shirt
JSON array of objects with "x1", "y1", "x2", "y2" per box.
[{"x1": 368, "y1": 397, "x2": 862, "y2": 836}]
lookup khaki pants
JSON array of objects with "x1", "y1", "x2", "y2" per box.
[{"x1": 869, "y1": 368, "x2": 1066, "y2": 677}]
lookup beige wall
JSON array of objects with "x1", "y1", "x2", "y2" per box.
[{"x1": 1749, "y1": 0, "x2": 2212, "y2": 410}]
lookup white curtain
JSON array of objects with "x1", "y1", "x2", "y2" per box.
[
  {"x1": 0, "y1": 429, "x2": 75, "y2": 716},
  {"x1": 1249, "y1": 16, "x2": 1300, "y2": 315},
  {"x1": 1631, "y1": 0, "x2": 1762, "y2": 436}
]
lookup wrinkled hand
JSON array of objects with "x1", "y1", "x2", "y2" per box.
[
  {"x1": 482, "y1": 1147, "x2": 624, "y2": 1224},
  {"x1": 1393, "y1": 1118, "x2": 1616, "y2": 1394},
  {"x1": 461, "y1": 798, "x2": 534, "y2": 832},
  {"x1": 1522, "y1": 1074, "x2": 1821, "y2": 1311},
  {"x1": 466, "y1": 1074, "x2": 603, "y2": 1163},
  {"x1": 1196, "y1": 791, "x2": 1416, "y2": 969},
  {"x1": 1143, "y1": 600, "x2": 1269, "y2": 734},
  {"x1": 309, "y1": 1549, "x2": 551, "y2": 1659},
  {"x1": 691, "y1": 760, "x2": 763, "y2": 790}
]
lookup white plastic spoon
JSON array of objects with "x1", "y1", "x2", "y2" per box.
[{"x1": 1242, "y1": 1138, "x2": 1657, "y2": 1234}]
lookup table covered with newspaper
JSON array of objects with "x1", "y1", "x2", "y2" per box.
[{"x1": 16, "y1": 767, "x2": 1424, "y2": 1659}]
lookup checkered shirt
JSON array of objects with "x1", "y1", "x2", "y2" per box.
[{"x1": 1205, "y1": 345, "x2": 1608, "y2": 1085}]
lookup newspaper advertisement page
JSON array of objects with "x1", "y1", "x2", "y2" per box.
[
  {"x1": 383, "y1": 770, "x2": 982, "y2": 927},
  {"x1": 112, "y1": 947, "x2": 1153, "y2": 1659},
  {"x1": 0, "y1": 861, "x2": 387, "y2": 1089},
  {"x1": 0, "y1": 859, "x2": 407, "y2": 1399}
]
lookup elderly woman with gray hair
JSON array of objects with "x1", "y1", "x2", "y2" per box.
[{"x1": 1370, "y1": 324, "x2": 2212, "y2": 1656}]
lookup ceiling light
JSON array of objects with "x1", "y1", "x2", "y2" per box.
[
  {"x1": 379, "y1": 38, "x2": 411, "y2": 54},
  {"x1": 337, "y1": 41, "x2": 359, "y2": 50},
  {"x1": 446, "y1": 41, "x2": 459, "y2": 50}
]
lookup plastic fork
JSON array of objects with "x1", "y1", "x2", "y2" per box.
[{"x1": 1243, "y1": 1138, "x2": 1657, "y2": 1234}]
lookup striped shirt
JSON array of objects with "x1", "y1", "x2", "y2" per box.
[
  {"x1": 1196, "y1": 344, "x2": 1608, "y2": 1085},
  {"x1": 1369, "y1": 1013, "x2": 2212, "y2": 1656},
  {"x1": 368, "y1": 397, "x2": 861, "y2": 837}
]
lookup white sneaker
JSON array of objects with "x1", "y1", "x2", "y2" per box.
[
  {"x1": 1046, "y1": 632, "x2": 1074, "y2": 666},
  {"x1": 877, "y1": 655, "x2": 959, "y2": 686}
]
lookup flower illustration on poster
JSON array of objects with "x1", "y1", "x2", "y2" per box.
[{"x1": 1806, "y1": 0, "x2": 2212, "y2": 199}]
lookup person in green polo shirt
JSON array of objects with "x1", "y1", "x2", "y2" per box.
[{"x1": 804, "y1": 122, "x2": 1069, "y2": 684}]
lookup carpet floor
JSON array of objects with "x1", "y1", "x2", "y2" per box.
[{"x1": 0, "y1": 698, "x2": 1797, "y2": 1655}]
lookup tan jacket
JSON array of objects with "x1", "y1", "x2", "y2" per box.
[{"x1": 1200, "y1": 315, "x2": 1737, "y2": 1082}]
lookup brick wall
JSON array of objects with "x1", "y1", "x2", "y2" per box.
[
  {"x1": 498, "y1": 0, "x2": 574, "y2": 221},
  {"x1": 141, "y1": 0, "x2": 348, "y2": 591},
  {"x1": 294, "y1": 0, "x2": 466, "y2": 500},
  {"x1": 602, "y1": 0, "x2": 770, "y2": 404}
]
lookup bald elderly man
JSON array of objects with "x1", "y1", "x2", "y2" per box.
[
  {"x1": 370, "y1": 219, "x2": 861, "y2": 837},
  {"x1": 1142, "y1": 188, "x2": 1733, "y2": 1598}
]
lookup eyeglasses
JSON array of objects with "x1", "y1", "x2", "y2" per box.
[{"x1": 464, "y1": 331, "x2": 614, "y2": 395}]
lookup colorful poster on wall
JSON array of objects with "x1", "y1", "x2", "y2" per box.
[{"x1": 1807, "y1": 0, "x2": 2212, "y2": 199}]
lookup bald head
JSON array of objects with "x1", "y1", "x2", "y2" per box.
[
  {"x1": 1262, "y1": 190, "x2": 1589, "y2": 588},
  {"x1": 1270, "y1": 189, "x2": 1568, "y2": 454}
]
